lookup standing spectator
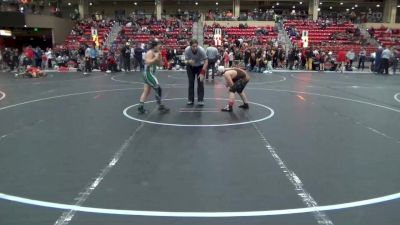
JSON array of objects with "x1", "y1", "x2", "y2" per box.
[
  {"x1": 41, "y1": 51, "x2": 47, "y2": 69},
  {"x1": 336, "y1": 48, "x2": 347, "y2": 73},
  {"x1": 161, "y1": 46, "x2": 168, "y2": 69},
  {"x1": 358, "y1": 47, "x2": 366, "y2": 71},
  {"x1": 184, "y1": 39, "x2": 208, "y2": 106},
  {"x1": 133, "y1": 43, "x2": 144, "y2": 71},
  {"x1": 90, "y1": 44, "x2": 98, "y2": 69},
  {"x1": 263, "y1": 49, "x2": 272, "y2": 73},
  {"x1": 224, "y1": 50, "x2": 229, "y2": 68},
  {"x1": 84, "y1": 45, "x2": 92, "y2": 75},
  {"x1": 34, "y1": 47, "x2": 42, "y2": 68},
  {"x1": 228, "y1": 50, "x2": 234, "y2": 67},
  {"x1": 381, "y1": 47, "x2": 392, "y2": 75},
  {"x1": 24, "y1": 46, "x2": 34, "y2": 66},
  {"x1": 287, "y1": 48, "x2": 296, "y2": 70},
  {"x1": 205, "y1": 44, "x2": 219, "y2": 80},
  {"x1": 305, "y1": 47, "x2": 313, "y2": 71},
  {"x1": 121, "y1": 42, "x2": 131, "y2": 72},
  {"x1": 249, "y1": 51, "x2": 257, "y2": 71},
  {"x1": 234, "y1": 48, "x2": 242, "y2": 66},
  {"x1": 346, "y1": 49, "x2": 355, "y2": 68},
  {"x1": 263, "y1": 50, "x2": 273, "y2": 73},
  {"x1": 392, "y1": 49, "x2": 399, "y2": 75},
  {"x1": 11, "y1": 50, "x2": 20, "y2": 72},
  {"x1": 243, "y1": 48, "x2": 251, "y2": 68},
  {"x1": 375, "y1": 46, "x2": 383, "y2": 74},
  {"x1": 45, "y1": 48, "x2": 53, "y2": 69},
  {"x1": 3, "y1": 48, "x2": 11, "y2": 71},
  {"x1": 320, "y1": 51, "x2": 326, "y2": 71},
  {"x1": 370, "y1": 51, "x2": 376, "y2": 72}
]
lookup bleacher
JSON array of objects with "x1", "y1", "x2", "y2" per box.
[
  {"x1": 117, "y1": 21, "x2": 193, "y2": 50},
  {"x1": 203, "y1": 24, "x2": 278, "y2": 45},
  {"x1": 373, "y1": 27, "x2": 400, "y2": 48},
  {"x1": 285, "y1": 20, "x2": 375, "y2": 55},
  {"x1": 64, "y1": 21, "x2": 114, "y2": 50}
]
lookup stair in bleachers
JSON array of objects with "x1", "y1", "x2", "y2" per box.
[
  {"x1": 64, "y1": 20, "x2": 115, "y2": 50},
  {"x1": 284, "y1": 20, "x2": 376, "y2": 55},
  {"x1": 357, "y1": 25, "x2": 380, "y2": 47},
  {"x1": 105, "y1": 22, "x2": 122, "y2": 49},
  {"x1": 370, "y1": 27, "x2": 400, "y2": 48},
  {"x1": 197, "y1": 22, "x2": 204, "y2": 46},
  {"x1": 277, "y1": 21, "x2": 293, "y2": 52}
]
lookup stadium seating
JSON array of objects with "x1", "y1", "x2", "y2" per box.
[
  {"x1": 285, "y1": 20, "x2": 375, "y2": 55},
  {"x1": 116, "y1": 20, "x2": 193, "y2": 50},
  {"x1": 203, "y1": 24, "x2": 278, "y2": 45},
  {"x1": 373, "y1": 27, "x2": 400, "y2": 47}
]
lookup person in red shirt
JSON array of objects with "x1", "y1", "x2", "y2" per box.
[
  {"x1": 24, "y1": 46, "x2": 34, "y2": 63},
  {"x1": 223, "y1": 50, "x2": 229, "y2": 67},
  {"x1": 161, "y1": 46, "x2": 168, "y2": 69},
  {"x1": 336, "y1": 49, "x2": 347, "y2": 73},
  {"x1": 107, "y1": 53, "x2": 117, "y2": 73}
]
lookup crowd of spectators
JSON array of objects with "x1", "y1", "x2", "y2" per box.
[{"x1": 2, "y1": 10, "x2": 400, "y2": 76}]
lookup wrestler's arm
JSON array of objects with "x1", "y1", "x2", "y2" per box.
[{"x1": 224, "y1": 72, "x2": 234, "y2": 87}]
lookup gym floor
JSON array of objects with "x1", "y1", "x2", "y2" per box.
[{"x1": 0, "y1": 70, "x2": 399, "y2": 225}]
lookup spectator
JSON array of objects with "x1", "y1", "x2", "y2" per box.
[
  {"x1": 375, "y1": 46, "x2": 383, "y2": 74},
  {"x1": 346, "y1": 49, "x2": 355, "y2": 68},
  {"x1": 90, "y1": 44, "x2": 98, "y2": 69},
  {"x1": 392, "y1": 49, "x2": 399, "y2": 75},
  {"x1": 84, "y1": 45, "x2": 92, "y2": 75},
  {"x1": 358, "y1": 47, "x2": 366, "y2": 71},
  {"x1": 133, "y1": 43, "x2": 144, "y2": 72},
  {"x1": 223, "y1": 50, "x2": 229, "y2": 68},
  {"x1": 337, "y1": 48, "x2": 347, "y2": 73},
  {"x1": 205, "y1": 44, "x2": 219, "y2": 80},
  {"x1": 228, "y1": 51, "x2": 234, "y2": 67},
  {"x1": 305, "y1": 47, "x2": 313, "y2": 71},
  {"x1": 381, "y1": 47, "x2": 392, "y2": 75},
  {"x1": 45, "y1": 48, "x2": 53, "y2": 69},
  {"x1": 121, "y1": 42, "x2": 131, "y2": 72}
]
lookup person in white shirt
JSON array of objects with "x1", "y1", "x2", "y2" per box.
[
  {"x1": 346, "y1": 49, "x2": 355, "y2": 67},
  {"x1": 229, "y1": 51, "x2": 234, "y2": 67},
  {"x1": 381, "y1": 47, "x2": 392, "y2": 75},
  {"x1": 370, "y1": 52, "x2": 376, "y2": 72},
  {"x1": 45, "y1": 48, "x2": 53, "y2": 69}
]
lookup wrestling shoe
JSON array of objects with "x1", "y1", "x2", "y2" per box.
[
  {"x1": 158, "y1": 104, "x2": 170, "y2": 114},
  {"x1": 238, "y1": 103, "x2": 249, "y2": 109},
  {"x1": 137, "y1": 106, "x2": 148, "y2": 114},
  {"x1": 221, "y1": 105, "x2": 233, "y2": 112}
]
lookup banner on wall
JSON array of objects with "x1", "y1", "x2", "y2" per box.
[
  {"x1": 213, "y1": 28, "x2": 222, "y2": 46},
  {"x1": 91, "y1": 28, "x2": 99, "y2": 47},
  {"x1": 302, "y1": 30, "x2": 309, "y2": 48}
]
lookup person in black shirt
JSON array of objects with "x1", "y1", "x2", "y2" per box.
[
  {"x1": 243, "y1": 48, "x2": 251, "y2": 68},
  {"x1": 249, "y1": 52, "x2": 257, "y2": 71},
  {"x1": 133, "y1": 43, "x2": 143, "y2": 71},
  {"x1": 121, "y1": 42, "x2": 131, "y2": 72}
]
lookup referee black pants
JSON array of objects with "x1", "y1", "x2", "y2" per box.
[{"x1": 187, "y1": 65, "x2": 204, "y2": 102}]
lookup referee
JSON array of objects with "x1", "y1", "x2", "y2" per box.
[{"x1": 184, "y1": 39, "x2": 208, "y2": 106}]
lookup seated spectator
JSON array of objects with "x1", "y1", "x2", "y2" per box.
[{"x1": 107, "y1": 54, "x2": 118, "y2": 72}]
